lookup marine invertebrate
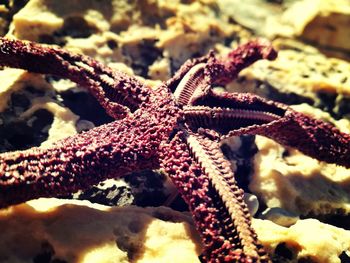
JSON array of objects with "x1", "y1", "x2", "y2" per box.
[{"x1": 0, "y1": 37, "x2": 349, "y2": 262}]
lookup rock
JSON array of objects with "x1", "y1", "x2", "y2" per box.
[
  {"x1": 2, "y1": 0, "x2": 350, "y2": 261},
  {"x1": 244, "y1": 192, "x2": 259, "y2": 216},
  {"x1": 9, "y1": 0, "x2": 251, "y2": 79},
  {"x1": 253, "y1": 218, "x2": 350, "y2": 263},
  {"x1": 280, "y1": 0, "x2": 350, "y2": 53},
  {"x1": 68, "y1": 178, "x2": 134, "y2": 207},
  {"x1": 219, "y1": 0, "x2": 350, "y2": 55},
  {"x1": 1, "y1": 199, "x2": 350, "y2": 263},
  {"x1": 0, "y1": 199, "x2": 202, "y2": 263},
  {"x1": 250, "y1": 103, "x2": 350, "y2": 216},
  {"x1": 259, "y1": 207, "x2": 299, "y2": 227},
  {"x1": 227, "y1": 39, "x2": 350, "y2": 118},
  {"x1": 0, "y1": 69, "x2": 79, "y2": 151}
]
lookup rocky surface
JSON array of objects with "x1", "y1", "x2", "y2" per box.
[
  {"x1": 219, "y1": 0, "x2": 350, "y2": 58},
  {"x1": 250, "y1": 103, "x2": 350, "y2": 217},
  {"x1": 0, "y1": 200, "x2": 202, "y2": 263},
  {"x1": 253, "y1": 217, "x2": 350, "y2": 263},
  {"x1": 1, "y1": 199, "x2": 350, "y2": 263},
  {"x1": 1, "y1": 0, "x2": 350, "y2": 262},
  {"x1": 227, "y1": 39, "x2": 350, "y2": 119}
]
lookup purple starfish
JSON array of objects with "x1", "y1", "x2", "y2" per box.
[{"x1": 0, "y1": 37, "x2": 349, "y2": 262}]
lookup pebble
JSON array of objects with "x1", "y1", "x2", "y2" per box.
[
  {"x1": 259, "y1": 207, "x2": 299, "y2": 227},
  {"x1": 243, "y1": 192, "x2": 259, "y2": 216}
]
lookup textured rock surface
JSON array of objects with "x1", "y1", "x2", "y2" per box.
[
  {"x1": 1, "y1": 199, "x2": 349, "y2": 263},
  {"x1": 253, "y1": 218, "x2": 350, "y2": 263},
  {"x1": 9, "y1": 0, "x2": 251, "y2": 80},
  {"x1": 227, "y1": 40, "x2": 350, "y2": 119},
  {"x1": 291, "y1": 0, "x2": 350, "y2": 53},
  {"x1": 0, "y1": 0, "x2": 350, "y2": 262},
  {"x1": 0, "y1": 199, "x2": 202, "y2": 263},
  {"x1": 220, "y1": 0, "x2": 350, "y2": 55},
  {"x1": 0, "y1": 68, "x2": 79, "y2": 151},
  {"x1": 250, "y1": 103, "x2": 350, "y2": 216}
]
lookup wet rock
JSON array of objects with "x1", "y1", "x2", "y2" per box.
[
  {"x1": 244, "y1": 192, "x2": 259, "y2": 216},
  {"x1": 259, "y1": 207, "x2": 299, "y2": 227}
]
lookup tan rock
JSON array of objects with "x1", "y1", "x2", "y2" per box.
[
  {"x1": 1, "y1": 1, "x2": 350, "y2": 262},
  {"x1": 1, "y1": 199, "x2": 350, "y2": 262},
  {"x1": 227, "y1": 39, "x2": 350, "y2": 117},
  {"x1": 9, "y1": 0, "x2": 249, "y2": 78},
  {"x1": 219, "y1": 0, "x2": 350, "y2": 54},
  {"x1": 250, "y1": 103, "x2": 350, "y2": 216},
  {"x1": 282, "y1": 0, "x2": 350, "y2": 52},
  {"x1": 0, "y1": 68, "x2": 79, "y2": 146},
  {"x1": 0, "y1": 199, "x2": 202, "y2": 263},
  {"x1": 253, "y1": 218, "x2": 350, "y2": 263}
]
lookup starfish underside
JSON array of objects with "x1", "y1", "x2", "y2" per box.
[{"x1": 0, "y1": 37, "x2": 349, "y2": 262}]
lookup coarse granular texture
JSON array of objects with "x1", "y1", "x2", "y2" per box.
[{"x1": 0, "y1": 0, "x2": 350, "y2": 262}]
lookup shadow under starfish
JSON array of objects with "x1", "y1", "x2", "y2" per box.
[{"x1": 0, "y1": 37, "x2": 349, "y2": 262}]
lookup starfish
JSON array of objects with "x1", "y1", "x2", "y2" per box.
[{"x1": 0, "y1": 37, "x2": 349, "y2": 262}]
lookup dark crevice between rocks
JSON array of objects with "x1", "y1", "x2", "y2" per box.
[
  {"x1": 223, "y1": 35, "x2": 242, "y2": 48},
  {"x1": 265, "y1": 0, "x2": 284, "y2": 4},
  {"x1": 313, "y1": 213, "x2": 350, "y2": 231},
  {"x1": 333, "y1": 95, "x2": 350, "y2": 120},
  {"x1": 38, "y1": 34, "x2": 67, "y2": 46},
  {"x1": 0, "y1": 86, "x2": 55, "y2": 152},
  {"x1": 107, "y1": 39, "x2": 118, "y2": 50},
  {"x1": 0, "y1": 0, "x2": 29, "y2": 36},
  {"x1": 59, "y1": 16, "x2": 98, "y2": 38},
  {"x1": 122, "y1": 39, "x2": 163, "y2": 78},
  {"x1": 272, "y1": 242, "x2": 295, "y2": 262},
  {"x1": 125, "y1": 170, "x2": 168, "y2": 207},
  {"x1": 252, "y1": 80, "x2": 314, "y2": 107},
  {"x1": 0, "y1": 109, "x2": 54, "y2": 153},
  {"x1": 59, "y1": 87, "x2": 114, "y2": 126},
  {"x1": 221, "y1": 133, "x2": 273, "y2": 218},
  {"x1": 38, "y1": 16, "x2": 98, "y2": 46},
  {"x1": 297, "y1": 257, "x2": 317, "y2": 263},
  {"x1": 33, "y1": 241, "x2": 67, "y2": 263},
  {"x1": 221, "y1": 135, "x2": 258, "y2": 193},
  {"x1": 169, "y1": 194, "x2": 189, "y2": 212},
  {"x1": 68, "y1": 183, "x2": 134, "y2": 207},
  {"x1": 0, "y1": 79, "x2": 114, "y2": 153},
  {"x1": 314, "y1": 91, "x2": 339, "y2": 119},
  {"x1": 62, "y1": 170, "x2": 169, "y2": 208},
  {"x1": 339, "y1": 251, "x2": 350, "y2": 263}
]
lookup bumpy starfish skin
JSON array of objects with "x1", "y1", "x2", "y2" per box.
[
  {"x1": 0, "y1": 102, "x2": 178, "y2": 207},
  {"x1": 0, "y1": 38, "x2": 350, "y2": 262},
  {"x1": 161, "y1": 132, "x2": 269, "y2": 262}
]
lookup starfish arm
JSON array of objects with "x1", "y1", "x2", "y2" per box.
[
  {"x1": 169, "y1": 40, "x2": 277, "y2": 106},
  {"x1": 247, "y1": 110, "x2": 350, "y2": 168},
  {"x1": 208, "y1": 39, "x2": 277, "y2": 86},
  {"x1": 172, "y1": 62, "x2": 208, "y2": 106},
  {"x1": 0, "y1": 37, "x2": 153, "y2": 119},
  {"x1": 184, "y1": 105, "x2": 280, "y2": 133},
  {"x1": 189, "y1": 90, "x2": 350, "y2": 168},
  {"x1": 160, "y1": 132, "x2": 269, "y2": 262},
  {"x1": 166, "y1": 55, "x2": 209, "y2": 94},
  {"x1": 0, "y1": 115, "x2": 163, "y2": 208},
  {"x1": 192, "y1": 89, "x2": 287, "y2": 122}
]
